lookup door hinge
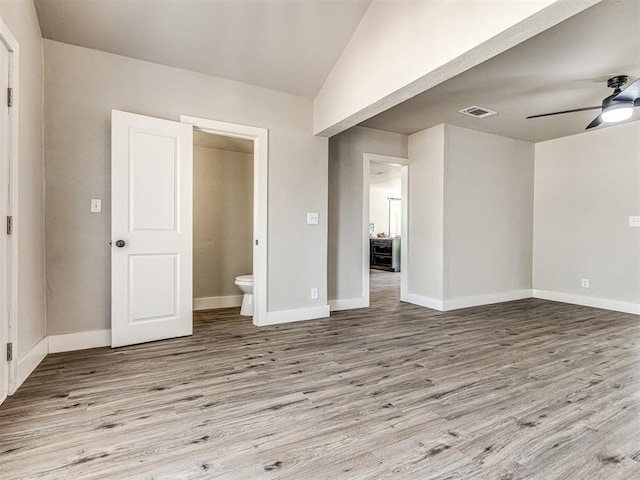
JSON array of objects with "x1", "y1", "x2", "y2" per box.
[
  {"x1": 6, "y1": 343, "x2": 12, "y2": 362},
  {"x1": 7, "y1": 87, "x2": 12, "y2": 107},
  {"x1": 6, "y1": 216, "x2": 12, "y2": 235}
]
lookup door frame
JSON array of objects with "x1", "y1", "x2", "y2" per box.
[
  {"x1": 363, "y1": 153, "x2": 409, "y2": 306},
  {"x1": 180, "y1": 115, "x2": 268, "y2": 326},
  {"x1": 0, "y1": 18, "x2": 19, "y2": 397}
]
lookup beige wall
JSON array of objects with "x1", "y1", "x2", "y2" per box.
[
  {"x1": 44, "y1": 39, "x2": 328, "y2": 335},
  {"x1": 0, "y1": 0, "x2": 46, "y2": 360},
  {"x1": 534, "y1": 121, "x2": 640, "y2": 305},
  {"x1": 193, "y1": 146, "x2": 253, "y2": 299},
  {"x1": 444, "y1": 125, "x2": 534, "y2": 299},
  {"x1": 328, "y1": 126, "x2": 407, "y2": 301}
]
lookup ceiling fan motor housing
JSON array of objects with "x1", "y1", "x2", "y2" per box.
[
  {"x1": 600, "y1": 76, "x2": 635, "y2": 124},
  {"x1": 607, "y1": 75, "x2": 628, "y2": 91}
]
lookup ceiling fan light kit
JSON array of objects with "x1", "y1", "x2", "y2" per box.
[
  {"x1": 601, "y1": 104, "x2": 634, "y2": 123},
  {"x1": 527, "y1": 75, "x2": 640, "y2": 129}
]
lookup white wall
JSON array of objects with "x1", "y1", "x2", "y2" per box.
[
  {"x1": 313, "y1": 0, "x2": 598, "y2": 136},
  {"x1": 193, "y1": 146, "x2": 252, "y2": 300},
  {"x1": 44, "y1": 40, "x2": 328, "y2": 335},
  {"x1": 369, "y1": 184, "x2": 400, "y2": 237},
  {"x1": 407, "y1": 125, "x2": 445, "y2": 302},
  {"x1": 0, "y1": 0, "x2": 46, "y2": 365},
  {"x1": 534, "y1": 121, "x2": 640, "y2": 310},
  {"x1": 328, "y1": 126, "x2": 407, "y2": 302},
  {"x1": 444, "y1": 125, "x2": 534, "y2": 300}
]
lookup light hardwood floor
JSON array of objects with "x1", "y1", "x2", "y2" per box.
[{"x1": 1, "y1": 271, "x2": 640, "y2": 479}]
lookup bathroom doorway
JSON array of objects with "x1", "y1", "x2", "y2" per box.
[
  {"x1": 192, "y1": 131, "x2": 254, "y2": 314},
  {"x1": 362, "y1": 153, "x2": 409, "y2": 307},
  {"x1": 181, "y1": 116, "x2": 268, "y2": 325}
]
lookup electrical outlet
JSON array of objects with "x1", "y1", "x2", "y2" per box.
[
  {"x1": 90, "y1": 198, "x2": 102, "y2": 213},
  {"x1": 310, "y1": 287, "x2": 319, "y2": 300},
  {"x1": 581, "y1": 278, "x2": 590, "y2": 288},
  {"x1": 307, "y1": 212, "x2": 319, "y2": 225},
  {"x1": 629, "y1": 216, "x2": 640, "y2": 227}
]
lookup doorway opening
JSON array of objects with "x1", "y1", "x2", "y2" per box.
[
  {"x1": 180, "y1": 116, "x2": 268, "y2": 326},
  {"x1": 362, "y1": 153, "x2": 409, "y2": 308},
  {"x1": 192, "y1": 131, "x2": 254, "y2": 315}
]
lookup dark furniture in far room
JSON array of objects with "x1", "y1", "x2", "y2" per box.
[{"x1": 370, "y1": 237, "x2": 401, "y2": 272}]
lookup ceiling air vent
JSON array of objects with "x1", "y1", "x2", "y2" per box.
[{"x1": 458, "y1": 106, "x2": 498, "y2": 119}]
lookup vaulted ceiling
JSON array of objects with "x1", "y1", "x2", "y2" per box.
[
  {"x1": 34, "y1": 0, "x2": 371, "y2": 98},
  {"x1": 34, "y1": 0, "x2": 640, "y2": 142}
]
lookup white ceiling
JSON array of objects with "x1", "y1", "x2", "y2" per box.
[
  {"x1": 360, "y1": 0, "x2": 640, "y2": 143},
  {"x1": 34, "y1": 0, "x2": 371, "y2": 98},
  {"x1": 193, "y1": 130, "x2": 254, "y2": 154}
]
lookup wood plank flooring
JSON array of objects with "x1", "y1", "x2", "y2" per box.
[{"x1": 1, "y1": 271, "x2": 640, "y2": 479}]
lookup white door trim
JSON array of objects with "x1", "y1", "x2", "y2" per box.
[
  {"x1": 361, "y1": 157, "x2": 371, "y2": 309},
  {"x1": 0, "y1": 18, "x2": 20, "y2": 396},
  {"x1": 399, "y1": 165, "x2": 408, "y2": 302},
  {"x1": 362, "y1": 153, "x2": 409, "y2": 309},
  {"x1": 180, "y1": 115, "x2": 268, "y2": 326}
]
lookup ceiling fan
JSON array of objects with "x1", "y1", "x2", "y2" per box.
[{"x1": 526, "y1": 75, "x2": 640, "y2": 129}]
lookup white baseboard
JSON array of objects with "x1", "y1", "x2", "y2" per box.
[
  {"x1": 261, "y1": 305, "x2": 330, "y2": 326},
  {"x1": 329, "y1": 296, "x2": 368, "y2": 311},
  {"x1": 14, "y1": 336, "x2": 49, "y2": 392},
  {"x1": 443, "y1": 289, "x2": 533, "y2": 311},
  {"x1": 194, "y1": 295, "x2": 243, "y2": 311},
  {"x1": 402, "y1": 292, "x2": 444, "y2": 311},
  {"x1": 533, "y1": 290, "x2": 640, "y2": 315},
  {"x1": 48, "y1": 329, "x2": 111, "y2": 353}
]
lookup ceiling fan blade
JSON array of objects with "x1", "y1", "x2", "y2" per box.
[
  {"x1": 526, "y1": 106, "x2": 601, "y2": 119},
  {"x1": 613, "y1": 76, "x2": 640, "y2": 103},
  {"x1": 585, "y1": 114, "x2": 602, "y2": 130}
]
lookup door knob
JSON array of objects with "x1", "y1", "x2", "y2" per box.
[{"x1": 115, "y1": 240, "x2": 126, "y2": 248}]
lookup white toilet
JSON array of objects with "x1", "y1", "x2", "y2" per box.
[{"x1": 234, "y1": 275, "x2": 253, "y2": 316}]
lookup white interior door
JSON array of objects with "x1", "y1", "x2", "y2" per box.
[
  {"x1": 111, "y1": 110, "x2": 193, "y2": 348},
  {"x1": 0, "y1": 39, "x2": 10, "y2": 403}
]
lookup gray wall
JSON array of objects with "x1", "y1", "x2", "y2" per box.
[
  {"x1": 328, "y1": 126, "x2": 407, "y2": 302},
  {"x1": 193, "y1": 146, "x2": 253, "y2": 299},
  {"x1": 407, "y1": 125, "x2": 445, "y2": 300},
  {"x1": 0, "y1": 0, "x2": 46, "y2": 360},
  {"x1": 534, "y1": 121, "x2": 640, "y2": 304},
  {"x1": 444, "y1": 125, "x2": 534, "y2": 299},
  {"x1": 407, "y1": 124, "x2": 534, "y2": 303},
  {"x1": 44, "y1": 39, "x2": 328, "y2": 335}
]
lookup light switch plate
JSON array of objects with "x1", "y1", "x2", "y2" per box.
[
  {"x1": 629, "y1": 216, "x2": 640, "y2": 227},
  {"x1": 307, "y1": 212, "x2": 319, "y2": 225},
  {"x1": 90, "y1": 198, "x2": 102, "y2": 213}
]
